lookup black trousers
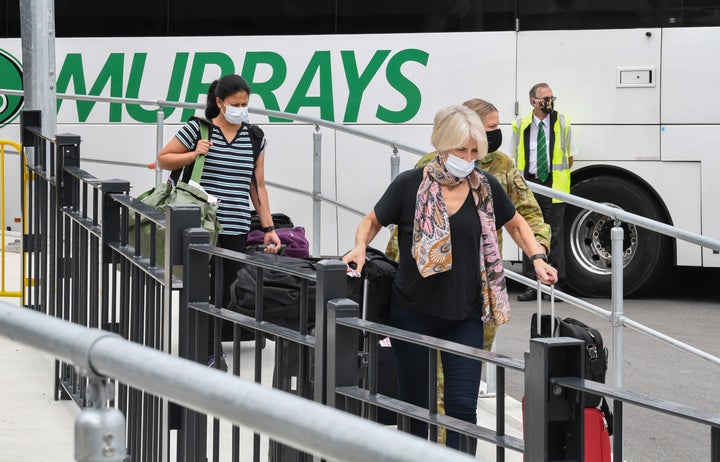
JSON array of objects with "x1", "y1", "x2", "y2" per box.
[
  {"x1": 210, "y1": 233, "x2": 248, "y2": 308},
  {"x1": 208, "y1": 233, "x2": 248, "y2": 349},
  {"x1": 522, "y1": 193, "x2": 566, "y2": 282}
]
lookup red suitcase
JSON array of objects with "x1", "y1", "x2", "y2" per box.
[
  {"x1": 521, "y1": 400, "x2": 611, "y2": 461},
  {"x1": 584, "y1": 407, "x2": 611, "y2": 462}
]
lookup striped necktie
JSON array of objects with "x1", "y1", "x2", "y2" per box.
[{"x1": 537, "y1": 120, "x2": 549, "y2": 182}]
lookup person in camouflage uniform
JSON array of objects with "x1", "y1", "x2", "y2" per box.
[{"x1": 384, "y1": 98, "x2": 551, "y2": 443}]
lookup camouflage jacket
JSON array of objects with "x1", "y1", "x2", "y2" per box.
[{"x1": 385, "y1": 150, "x2": 551, "y2": 260}]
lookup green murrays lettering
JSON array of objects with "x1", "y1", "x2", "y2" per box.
[
  {"x1": 126, "y1": 53, "x2": 189, "y2": 122},
  {"x1": 242, "y1": 51, "x2": 287, "y2": 122},
  {"x1": 284, "y1": 51, "x2": 334, "y2": 121},
  {"x1": 341, "y1": 50, "x2": 391, "y2": 123},
  {"x1": 56, "y1": 53, "x2": 125, "y2": 122},
  {"x1": 181, "y1": 53, "x2": 235, "y2": 121},
  {"x1": 377, "y1": 49, "x2": 428, "y2": 123}
]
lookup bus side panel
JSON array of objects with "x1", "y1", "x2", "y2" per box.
[
  {"x1": 661, "y1": 125, "x2": 720, "y2": 267},
  {"x1": 661, "y1": 27, "x2": 720, "y2": 267},
  {"x1": 516, "y1": 29, "x2": 661, "y2": 125},
  {"x1": 661, "y1": 27, "x2": 720, "y2": 124},
  {"x1": 570, "y1": 125, "x2": 659, "y2": 162}
]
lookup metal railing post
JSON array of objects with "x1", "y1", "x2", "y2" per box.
[
  {"x1": 180, "y1": 225, "x2": 210, "y2": 462},
  {"x1": 312, "y1": 125, "x2": 322, "y2": 257},
  {"x1": 390, "y1": 145, "x2": 400, "y2": 181},
  {"x1": 313, "y1": 259, "x2": 350, "y2": 406},
  {"x1": 326, "y1": 298, "x2": 361, "y2": 409},
  {"x1": 524, "y1": 337, "x2": 585, "y2": 461},
  {"x1": 163, "y1": 204, "x2": 201, "y2": 462},
  {"x1": 155, "y1": 110, "x2": 164, "y2": 186},
  {"x1": 611, "y1": 222, "x2": 625, "y2": 459}
]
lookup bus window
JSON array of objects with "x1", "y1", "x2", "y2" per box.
[
  {"x1": 168, "y1": 1, "x2": 336, "y2": 36},
  {"x1": 55, "y1": 0, "x2": 168, "y2": 37},
  {"x1": 337, "y1": 0, "x2": 515, "y2": 33},
  {"x1": 518, "y1": 0, "x2": 665, "y2": 30},
  {"x1": 1, "y1": 0, "x2": 21, "y2": 38}
]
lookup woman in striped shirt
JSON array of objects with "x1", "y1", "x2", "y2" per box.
[{"x1": 158, "y1": 74, "x2": 281, "y2": 309}]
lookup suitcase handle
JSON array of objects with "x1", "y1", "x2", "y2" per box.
[
  {"x1": 250, "y1": 244, "x2": 288, "y2": 255},
  {"x1": 536, "y1": 281, "x2": 556, "y2": 337}
]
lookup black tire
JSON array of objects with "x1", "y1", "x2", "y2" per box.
[{"x1": 565, "y1": 175, "x2": 671, "y2": 297}]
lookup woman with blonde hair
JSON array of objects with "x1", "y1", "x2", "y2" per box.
[{"x1": 343, "y1": 105, "x2": 556, "y2": 452}]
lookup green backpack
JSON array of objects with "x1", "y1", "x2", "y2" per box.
[{"x1": 129, "y1": 117, "x2": 263, "y2": 268}]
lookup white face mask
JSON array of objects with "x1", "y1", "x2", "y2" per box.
[
  {"x1": 222, "y1": 103, "x2": 249, "y2": 124},
  {"x1": 444, "y1": 153, "x2": 476, "y2": 178}
]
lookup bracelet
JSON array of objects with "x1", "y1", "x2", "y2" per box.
[
  {"x1": 262, "y1": 225, "x2": 275, "y2": 233},
  {"x1": 531, "y1": 253, "x2": 548, "y2": 263}
]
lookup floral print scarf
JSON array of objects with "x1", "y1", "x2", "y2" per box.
[{"x1": 411, "y1": 155, "x2": 511, "y2": 325}]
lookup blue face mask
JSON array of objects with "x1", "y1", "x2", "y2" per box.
[
  {"x1": 444, "y1": 153, "x2": 475, "y2": 178},
  {"x1": 222, "y1": 103, "x2": 249, "y2": 124}
]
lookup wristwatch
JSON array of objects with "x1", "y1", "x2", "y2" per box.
[
  {"x1": 262, "y1": 225, "x2": 275, "y2": 233},
  {"x1": 531, "y1": 253, "x2": 548, "y2": 263}
]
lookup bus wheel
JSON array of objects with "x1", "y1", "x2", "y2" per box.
[{"x1": 564, "y1": 175, "x2": 671, "y2": 297}]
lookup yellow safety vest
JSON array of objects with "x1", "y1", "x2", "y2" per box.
[{"x1": 512, "y1": 112, "x2": 572, "y2": 203}]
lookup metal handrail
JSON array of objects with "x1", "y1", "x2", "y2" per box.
[
  {"x1": 0, "y1": 301, "x2": 474, "y2": 462},
  {"x1": 529, "y1": 182, "x2": 720, "y2": 251},
  {"x1": 504, "y1": 269, "x2": 720, "y2": 367}
]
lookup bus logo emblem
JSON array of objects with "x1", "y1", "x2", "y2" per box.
[{"x1": 0, "y1": 48, "x2": 24, "y2": 127}]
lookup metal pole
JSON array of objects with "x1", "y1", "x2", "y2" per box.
[
  {"x1": 312, "y1": 126, "x2": 322, "y2": 257},
  {"x1": 611, "y1": 223, "x2": 624, "y2": 386},
  {"x1": 390, "y1": 146, "x2": 400, "y2": 181},
  {"x1": 611, "y1": 222, "x2": 625, "y2": 460},
  {"x1": 155, "y1": 110, "x2": 165, "y2": 186},
  {"x1": 20, "y1": 0, "x2": 57, "y2": 139}
]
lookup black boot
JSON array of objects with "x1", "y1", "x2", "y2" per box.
[{"x1": 517, "y1": 288, "x2": 537, "y2": 301}]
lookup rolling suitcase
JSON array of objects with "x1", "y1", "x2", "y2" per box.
[
  {"x1": 521, "y1": 400, "x2": 611, "y2": 462},
  {"x1": 524, "y1": 282, "x2": 612, "y2": 462},
  {"x1": 346, "y1": 248, "x2": 400, "y2": 425},
  {"x1": 584, "y1": 407, "x2": 611, "y2": 462}
]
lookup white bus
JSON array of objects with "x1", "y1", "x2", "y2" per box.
[{"x1": 1, "y1": 1, "x2": 719, "y2": 297}]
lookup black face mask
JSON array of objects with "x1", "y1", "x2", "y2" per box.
[
  {"x1": 486, "y1": 128, "x2": 503, "y2": 153},
  {"x1": 537, "y1": 99, "x2": 554, "y2": 114}
]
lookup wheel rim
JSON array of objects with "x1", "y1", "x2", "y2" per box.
[{"x1": 569, "y1": 204, "x2": 638, "y2": 275}]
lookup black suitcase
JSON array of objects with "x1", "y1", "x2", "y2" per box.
[
  {"x1": 528, "y1": 282, "x2": 613, "y2": 434},
  {"x1": 227, "y1": 248, "x2": 399, "y2": 457}
]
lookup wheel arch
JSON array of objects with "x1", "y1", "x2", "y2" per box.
[{"x1": 572, "y1": 165, "x2": 673, "y2": 225}]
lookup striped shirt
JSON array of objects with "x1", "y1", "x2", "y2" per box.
[{"x1": 176, "y1": 119, "x2": 267, "y2": 235}]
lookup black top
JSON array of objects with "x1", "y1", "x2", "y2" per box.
[{"x1": 374, "y1": 168, "x2": 515, "y2": 320}]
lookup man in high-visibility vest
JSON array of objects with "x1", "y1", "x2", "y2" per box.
[{"x1": 512, "y1": 83, "x2": 577, "y2": 300}]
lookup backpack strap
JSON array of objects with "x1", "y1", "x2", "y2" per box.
[
  {"x1": 246, "y1": 123, "x2": 265, "y2": 203},
  {"x1": 600, "y1": 397, "x2": 614, "y2": 436},
  {"x1": 247, "y1": 123, "x2": 264, "y2": 163},
  {"x1": 171, "y1": 117, "x2": 211, "y2": 185}
]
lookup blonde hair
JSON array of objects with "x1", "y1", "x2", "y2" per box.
[
  {"x1": 462, "y1": 98, "x2": 498, "y2": 123},
  {"x1": 431, "y1": 105, "x2": 488, "y2": 159}
]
